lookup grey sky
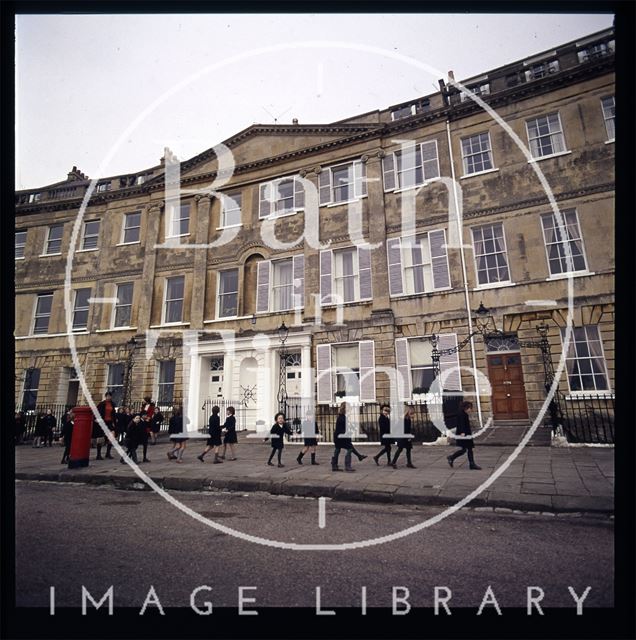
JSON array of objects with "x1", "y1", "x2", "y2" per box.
[{"x1": 15, "y1": 12, "x2": 613, "y2": 189}]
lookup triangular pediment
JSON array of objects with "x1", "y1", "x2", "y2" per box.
[{"x1": 178, "y1": 122, "x2": 382, "y2": 180}]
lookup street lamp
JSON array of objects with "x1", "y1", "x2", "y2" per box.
[
  {"x1": 122, "y1": 336, "x2": 138, "y2": 408},
  {"x1": 277, "y1": 321, "x2": 289, "y2": 413},
  {"x1": 473, "y1": 301, "x2": 492, "y2": 335}
]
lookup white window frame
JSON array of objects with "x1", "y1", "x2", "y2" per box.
[
  {"x1": 162, "y1": 275, "x2": 185, "y2": 325},
  {"x1": 32, "y1": 293, "x2": 53, "y2": 335},
  {"x1": 44, "y1": 224, "x2": 63, "y2": 255},
  {"x1": 21, "y1": 367, "x2": 41, "y2": 410},
  {"x1": 15, "y1": 230, "x2": 27, "y2": 259},
  {"x1": 319, "y1": 160, "x2": 367, "y2": 206},
  {"x1": 220, "y1": 192, "x2": 242, "y2": 228},
  {"x1": 461, "y1": 132, "x2": 495, "y2": 176},
  {"x1": 601, "y1": 96, "x2": 615, "y2": 141},
  {"x1": 333, "y1": 248, "x2": 361, "y2": 304},
  {"x1": 332, "y1": 343, "x2": 361, "y2": 401},
  {"x1": 112, "y1": 282, "x2": 134, "y2": 328},
  {"x1": 540, "y1": 210, "x2": 588, "y2": 277},
  {"x1": 259, "y1": 175, "x2": 304, "y2": 219},
  {"x1": 384, "y1": 140, "x2": 440, "y2": 192},
  {"x1": 28, "y1": 193, "x2": 41, "y2": 203},
  {"x1": 524, "y1": 59, "x2": 559, "y2": 81},
  {"x1": 168, "y1": 203, "x2": 191, "y2": 238},
  {"x1": 80, "y1": 219, "x2": 100, "y2": 251},
  {"x1": 72, "y1": 288, "x2": 91, "y2": 331},
  {"x1": 561, "y1": 325, "x2": 611, "y2": 394},
  {"x1": 97, "y1": 182, "x2": 111, "y2": 193},
  {"x1": 471, "y1": 223, "x2": 512, "y2": 287},
  {"x1": 121, "y1": 212, "x2": 141, "y2": 245},
  {"x1": 525, "y1": 112, "x2": 567, "y2": 159},
  {"x1": 216, "y1": 269, "x2": 239, "y2": 319},
  {"x1": 107, "y1": 363, "x2": 125, "y2": 407},
  {"x1": 271, "y1": 259, "x2": 294, "y2": 312},
  {"x1": 460, "y1": 82, "x2": 490, "y2": 102},
  {"x1": 403, "y1": 234, "x2": 446, "y2": 295},
  {"x1": 156, "y1": 359, "x2": 176, "y2": 405}
]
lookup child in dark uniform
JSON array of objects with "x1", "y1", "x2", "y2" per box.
[
  {"x1": 447, "y1": 401, "x2": 482, "y2": 470},
  {"x1": 197, "y1": 405, "x2": 223, "y2": 463},
  {"x1": 297, "y1": 409, "x2": 320, "y2": 465},
  {"x1": 391, "y1": 405, "x2": 416, "y2": 469},
  {"x1": 220, "y1": 406, "x2": 237, "y2": 460},
  {"x1": 266, "y1": 412, "x2": 291, "y2": 467},
  {"x1": 373, "y1": 404, "x2": 393, "y2": 465}
]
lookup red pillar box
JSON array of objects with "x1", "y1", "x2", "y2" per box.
[{"x1": 68, "y1": 406, "x2": 94, "y2": 469}]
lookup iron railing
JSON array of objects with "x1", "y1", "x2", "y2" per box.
[
  {"x1": 281, "y1": 395, "x2": 463, "y2": 444},
  {"x1": 557, "y1": 392, "x2": 615, "y2": 444},
  {"x1": 201, "y1": 399, "x2": 249, "y2": 433}
]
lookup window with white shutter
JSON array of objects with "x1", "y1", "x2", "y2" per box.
[
  {"x1": 323, "y1": 246, "x2": 374, "y2": 305},
  {"x1": 292, "y1": 254, "x2": 304, "y2": 309},
  {"x1": 437, "y1": 333, "x2": 462, "y2": 391},
  {"x1": 318, "y1": 160, "x2": 367, "y2": 206},
  {"x1": 316, "y1": 344, "x2": 333, "y2": 404},
  {"x1": 383, "y1": 140, "x2": 440, "y2": 191},
  {"x1": 395, "y1": 337, "x2": 412, "y2": 400},
  {"x1": 258, "y1": 176, "x2": 304, "y2": 218},
  {"x1": 359, "y1": 340, "x2": 376, "y2": 402},
  {"x1": 387, "y1": 230, "x2": 451, "y2": 297},
  {"x1": 256, "y1": 261, "x2": 270, "y2": 313},
  {"x1": 395, "y1": 337, "x2": 439, "y2": 399}
]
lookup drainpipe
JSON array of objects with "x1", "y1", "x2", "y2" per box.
[{"x1": 445, "y1": 119, "x2": 484, "y2": 428}]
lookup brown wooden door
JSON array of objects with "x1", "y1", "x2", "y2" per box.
[{"x1": 487, "y1": 353, "x2": 529, "y2": 419}]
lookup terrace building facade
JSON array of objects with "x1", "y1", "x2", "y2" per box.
[{"x1": 15, "y1": 28, "x2": 615, "y2": 438}]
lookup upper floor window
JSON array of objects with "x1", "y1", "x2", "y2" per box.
[
  {"x1": 386, "y1": 230, "x2": 451, "y2": 297},
  {"x1": 15, "y1": 230, "x2": 27, "y2": 259},
  {"x1": 220, "y1": 192, "x2": 242, "y2": 227},
  {"x1": 601, "y1": 96, "x2": 615, "y2": 141},
  {"x1": 461, "y1": 132, "x2": 494, "y2": 175},
  {"x1": 259, "y1": 176, "x2": 304, "y2": 218},
  {"x1": 33, "y1": 293, "x2": 53, "y2": 335},
  {"x1": 525, "y1": 60, "x2": 559, "y2": 81},
  {"x1": 163, "y1": 276, "x2": 184, "y2": 324},
  {"x1": 472, "y1": 223, "x2": 511, "y2": 286},
  {"x1": 136, "y1": 175, "x2": 146, "y2": 185},
  {"x1": 256, "y1": 256, "x2": 304, "y2": 313},
  {"x1": 561, "y1": 325, "x2": 610, "y2": 393},
  {"x1": 460, "y1": 82, "x2": 490, "y2": 101},
  {"x1": 45, "y1": 224, "x2": 63, "y2": 255},
  {"x1": 72, "y1": 288, "x2": 91, "y2": 331},
  {"x1": 319, "y1": 160, "x2": 367, "y2": 205},
  {"x1": 526, "y1": 112, "x2": 566, "y2": 158},
  {"x1": 28, "y1": 193, "x2": 41, "y2": 204},
  {"x1": 541, "y1": 210, "x2": 588, "y2": 276},
  {"x1": 169, "y1": 203, "x2": 190, "y2": 237},
  {"x1": 217, "y1": 269, "x2": 239, "y2": 318},
  {"x1": 97, "y1": 182, "x2": 111, "y2": 193},
  {"x1": 319, "y1": 246, "x2": 372, "y2": 305},
  {"x1": 382, "y1": 140, "x2": 440, "y2": 191},
  {"x1": 113, "y1": 282, "x2": 134, "y2": 328},
  {"x1": 122, "y1": 212, "x2": 141, "y2": 244},
  {"x1": 390, "y1": 98, "x2": 430, "y2": 121},
  {"x1": 81, "y1": 220, "x2": 100, "y2": 250},
  {"x1": 577, "y1": 40, "x2": 614, "y2": 63}
]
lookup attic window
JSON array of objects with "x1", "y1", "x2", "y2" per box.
[
  {"x1": 97, "y1": 182, "x2": 111, "y2": 193},
  {"x1": 136, "y1": 175, "x2": 145, "y2": 185}
]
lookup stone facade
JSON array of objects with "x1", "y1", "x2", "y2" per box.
[{"x1": 15, "y1": 28, "x2": 615, "y2": 429}]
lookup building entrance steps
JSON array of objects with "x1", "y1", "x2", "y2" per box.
[
  {"x1": 14, "y1": 439, "x2": 613, "y2": 514},
  {"x1": 479, "y1": 421, "x2": 552, "y2": 446}
]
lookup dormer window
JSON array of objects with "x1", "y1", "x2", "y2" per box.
[
  {"x1": 577, "y1": 40, "x2": 614, "y2": 63},
  {"x1": 525, "y1": 60, "x2": 559, "y2": 81},
  {"x1": 97, "y1": 182, "x2": 111, "y2": 193}
]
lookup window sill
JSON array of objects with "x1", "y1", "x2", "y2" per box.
[
  {"x1": 150, "y1": 322, "x2": 190, "y2": 328},
  {"x1": 460, "y1": 168, "x2": 499, "y2": 180},
  {"x1": 389, "y1": 287, "x2": 453, "y2": 300},
  {"x1": 39, "y1": 252, "x2": 62, "y2": 258},
  {"x1": 77, "y1": 247, "x2": 99, "y2": 253},
  {"x1": 604, "y1": 139, "x2": 614, "y2": 145},
  {"x1": 259, "y1": 210, "x2": 303, "y2": 221},
  {"x1": 216, "y1": 223, "x2": 243, "y2": 231},
  {"x1": 564, "y1": 392, "x2": 614, "y2": 400},
  {"x1": 473, "y1": 281, "x2": 515, "y2": 291},
  {"x1": 546, "y1": 271, "x2": 595, "y2": 281},
  {"x1": 527, "y1": 150, "x2": 571, "y2": 163},
  {"x1": 389, "y1": 178, "x2": 441, "y2": 195},
  {"x1": 116, "y1": 241, "x2": 141, "y2": 247},
  {"x1": 15, "y1": 256, "x2": 25, "y2": 261},
  {"x1": 204, "y1": 315, "x2": 253, "y2": 324},
  {"x1": 17, "y1": 331, "x2": 90, "y2": 340},
  {"x1": 95, "y1": 327, "x2": 138, "y2": 333},
  {"x1": 325, "y1": 196, "x2": 366, "y2": 208},
  {"x1": 321, "y1": 299, "x2": 373, "y2": 308},
  {"x1": 166, "y1": 234, "x2": 190, "y2": 239}
]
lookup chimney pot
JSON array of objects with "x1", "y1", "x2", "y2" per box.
[{"x1": 292, "y1": 118, "x2": 298, "y2": 125}]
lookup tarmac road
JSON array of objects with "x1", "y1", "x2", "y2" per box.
[{"x1": 15, "y1": 480, "x2": 613, "y2": 610}]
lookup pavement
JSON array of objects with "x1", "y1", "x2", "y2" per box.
[{"x1": 14, "y1": 434, "x2": 614, "y2": 515}]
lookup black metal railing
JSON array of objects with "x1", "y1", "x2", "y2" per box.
[
  {"x1": 557, "y1": 393, "x2": 615, "y2": 444},
  {"x1": 281, "y1": 395, "x2": 463, "y2": 444},
  {"x1": 201, "y1": 399, "x2": 248, "y2": 433}
]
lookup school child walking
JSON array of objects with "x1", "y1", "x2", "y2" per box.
[
  {"x1": 391, "y1": 406, "x2": 417, "y2": 469},
  {"x1": 447, "y1": 401, "x2": 482, "y2": 470},
  {"x1": 220, "y1": 406, "x2": 237, "y2": 460},
  {"x1": 373, "y1": 404, "x2": 393, "y2": 465},
  {"x1": 267, "y1": 412, "x2": 292, "y2": 467},
  {"x1": 197, "y1": 405, "x2": 223, "y2": 463},
  {"x1": 296, "y1": 409, "x2": 320, "y2": 465}
]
